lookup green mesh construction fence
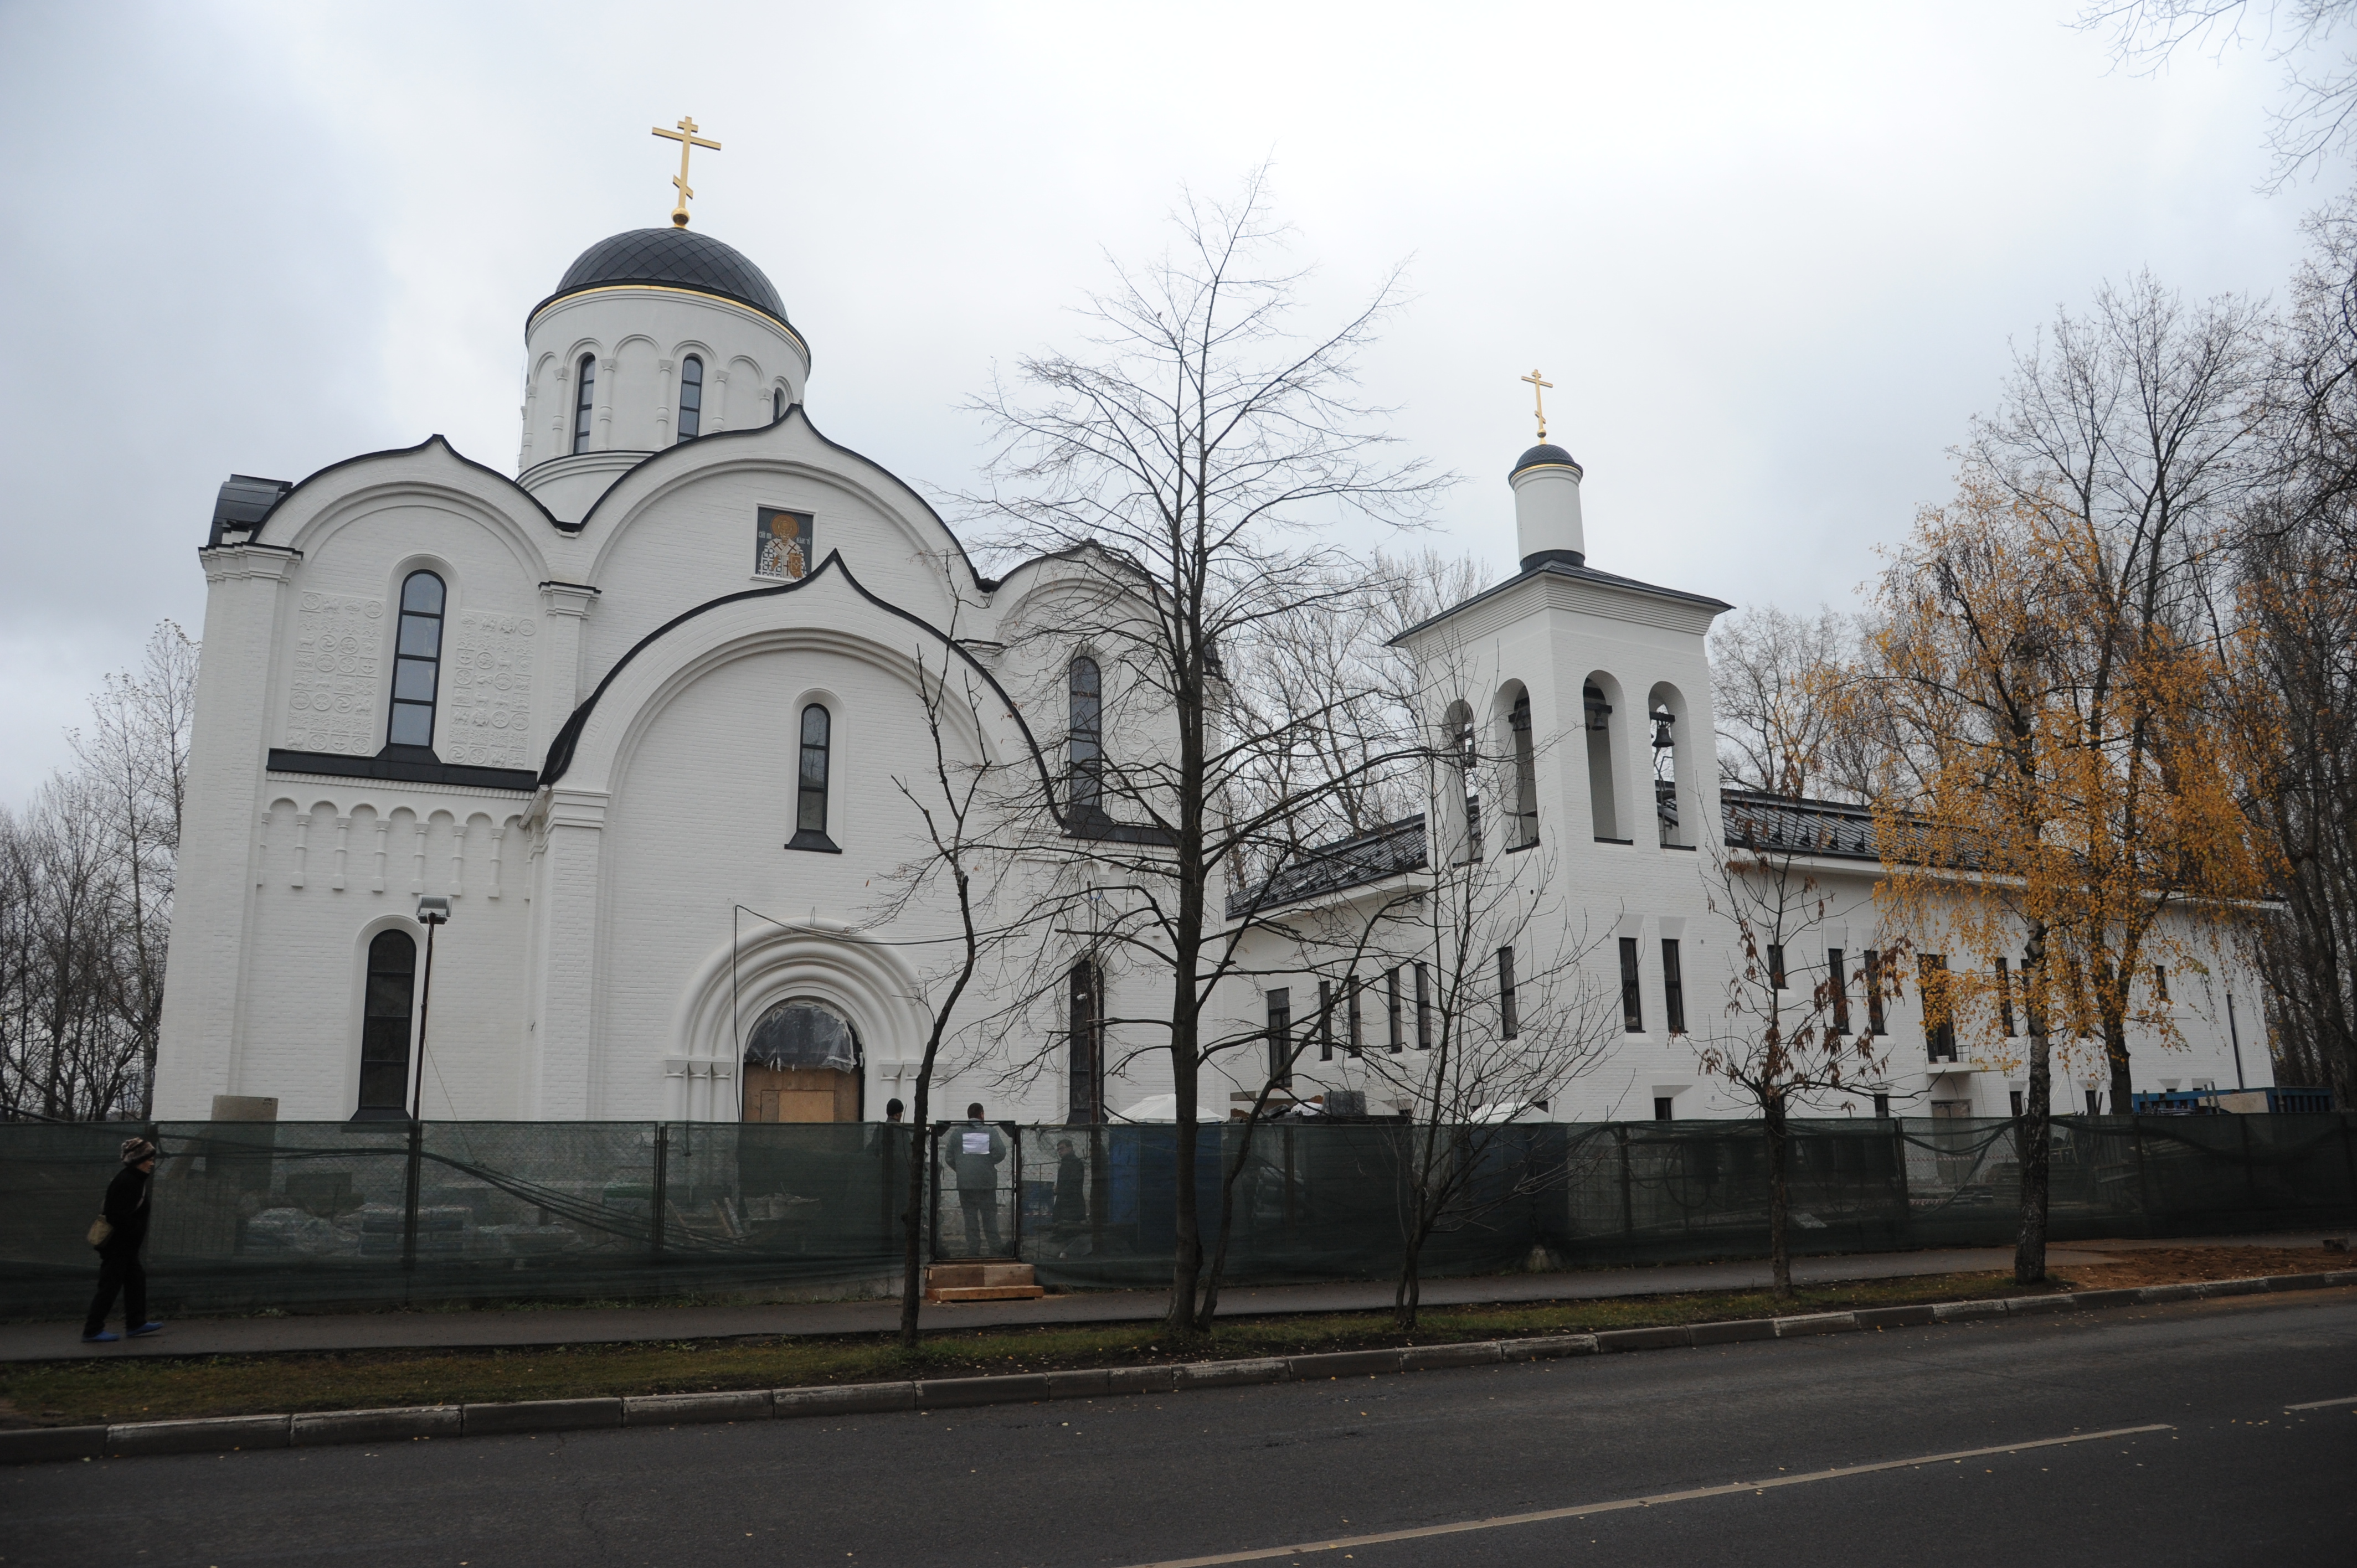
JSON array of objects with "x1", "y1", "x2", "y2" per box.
[{"x1": 3, "y1": 1114, "x2": 2351, "y2": 1319}]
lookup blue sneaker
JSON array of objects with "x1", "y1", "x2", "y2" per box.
[
  {"x1": 128, "y1": 1321, "x2": 163, "y2": 1337},
  {"x1": 80, "y1": 1331, "x2": 119, "y2": 1343}
]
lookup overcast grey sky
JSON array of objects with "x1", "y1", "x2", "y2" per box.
[{"x1": 0, "y1": 1, "x2": 2341, "y2": 803}]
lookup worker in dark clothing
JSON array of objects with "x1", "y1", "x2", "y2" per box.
[
  {"x1": 941, "y1": 1102, "x2": 1007, "y2": 1254},
  {"x1": 84, "y1": 1137, "x2": 163, "y2": 1343}
]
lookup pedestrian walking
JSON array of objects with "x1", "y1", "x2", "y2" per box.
[
  {"x1": 942, "y1": 1102, "x2": 1007, "y2": 1254},
  {"x1": 83, "y1": 1137, "x2": 163, "y2": 1344}
]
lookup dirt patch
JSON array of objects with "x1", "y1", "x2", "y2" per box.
[{"x1": 2057, "y1": 1243, "x2": 2353, "y2": 1289}]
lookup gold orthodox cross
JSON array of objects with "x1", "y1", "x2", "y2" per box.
[
  {"x1": 1521, "y1": 368, "x2": 1553, "y2": 441},
  {"x1": 652, "y1": 116, "x2": 721, "y2": 228}
]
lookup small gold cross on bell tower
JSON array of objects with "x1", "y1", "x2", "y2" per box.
[
  {"x1": 651, "y1": 116, "x2": 721, "y2": 228},
  {"x1": 1520, "y1": 367, "x2": 1554, "y2": 441}
]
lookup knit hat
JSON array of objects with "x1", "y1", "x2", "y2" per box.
[{"x1": 120, "y1": 1137, "x2": 157, "y2": 1165}]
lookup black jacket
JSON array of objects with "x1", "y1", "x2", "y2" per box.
[{"x1": 99, "y1": 1164, "x2": 151, "y2": 1254}]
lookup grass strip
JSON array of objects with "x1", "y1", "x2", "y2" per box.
[{"x1": 0, "y1": 1270, "x2": 2049, "y2": 1428}]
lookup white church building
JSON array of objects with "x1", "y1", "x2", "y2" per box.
[{"x1": 151, "y1": 201, "x2": 2268, "y2": 1129}]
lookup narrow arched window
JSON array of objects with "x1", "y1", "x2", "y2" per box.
[
  {"x1": 676, "y1": 355, "x2": 704, "y2": 441},
  {"x1": 1068, "y1": 656, "x2": 1102, "y2": 818},
  {"x1": 387, "y1": 571, "x2": 445, "y2": 750},
  {"x1": 773, "y1": 387, "x2": 786, "y2": 424},
  {"x1": 356, "y1": 929, "x2": 416, "y2": 1120},
  {"x1": 1509, "y1": 690, "x2": 1538, "y2": 848},
  {"x1": 791, "y1": 703, "x2": 834, "y2": 850},
  {"x1": 572, "y1": 354, "x2": 596, "y2": 453},
  {"x1": 1068, "y1": 959, "x2": 1103, "y2": 1123}
]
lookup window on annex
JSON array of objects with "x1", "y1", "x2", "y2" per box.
[
  {"x1": 387, "y1": 571, "x2": 446, "y2": 750},
  {"x1": 789, "y1": 704, "x2": 837, "y2": 852},
  {"x1": 1996, "y1": 956, "x2": 2017, "y2": 1036},
  {"x1": 1414, "y1": 962, "x2": 1431, "y2": 1049},
  {"x1": 1068, "y1": 656, "x2": 1103, "y2": 819},
  {"x1": 1653, "y1": 1096, "x2": 1673, "y2": 1122},
  {"x1": 572, "y1": 354, "x2": 596, "y2": 453},
  {"x1": 1386, "y1": 966, "x2": 1404, "y2": 1052},
  {"x1": 1660, "y1": 939, "x2": 1686, "y2": 1035},
  {"x1": 1828, "y1": 947, "x2": 1850, "y2": 1034},
  {"x1": 1618, "y1": 937, "x2": 1643, "y2": 1033},
  {"x1": 1864, "y1": 950, "x2": 1886, "y2": 1035},
  {"x1": 1318, "y1": 979, "x2": 1335, "y2": 1062},
  {"x1": 354, "y1": 929, "x2": 417, "y2": 1121},
  {"x1": 1068, "y1": 959, "x2": 1103, "y2": 1123},
  {"x1": 1920, "y1": 955, "x2": 1955, "y2": 1062},
  {"x1": 1498, "y1": 946, "x2": 1519, "y2": 1040},
  {"x1": 676, "y1": 355, "x2": 704, "y2": 441},
  {"x1": 1507, "y1": 688, "x2": 1538, "y2": 849},
  {"x1": 1267, "y1": 988, "x2": 1293, "y2": 1089}
]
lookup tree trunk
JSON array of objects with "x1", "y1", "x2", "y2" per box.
[
  {"x1": 1765, "y1": 1094, "x2": 1792, "y2": 1299},
  {"x1": 897, "y1": 1091, "x2": 933, "y2": 1350},
  {"x1": 1166, "y1": 1008, "x2": 1204, "y2": 1338},
  {"x1": 1194, "y1": 1115, "x2": 1260, "y2": 1331},
  {"x1": 2015, "y1": 924, "x2": 2052, "y2": 1285},
  {"x1": 1394, "y1": 1230, "x2": 1425, "y2": 1332},
  {"x1": 2104, "y1": 1011, "x2": 2134, "y2": 1115}
]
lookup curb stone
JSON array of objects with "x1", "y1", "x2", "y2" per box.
[{"x1": 13, "y1": 1270, "x2": 2351, "y2": 1465}]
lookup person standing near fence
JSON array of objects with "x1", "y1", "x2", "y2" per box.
[
  {"x1": 83, "y1": 1138, "x2": 163, "y2": 1344},
  {"x1": 944, "y1": 1103, "x2": 1007, "y2": 1254}
]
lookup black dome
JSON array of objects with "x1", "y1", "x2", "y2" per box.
[
  {"x1": 1510, "y1": 442, "x2": 1581, "y2": 478},
  {"x1": 536, "y1": 228, "x2": 795, "y2": 335}
]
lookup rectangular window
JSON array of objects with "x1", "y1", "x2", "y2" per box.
[
  {"x1": 1266, "y1": 988, "x2": 1292, "y2": 1089},
  {"x1": 2009, "y1": 1089, "x2": 2025, "y2": 1118},
  {"x1": 1996, "y1": 956, "x2": 2016, "y2": 1037},
  {"x1": 1498, "y1": 946, "x2": 1519, "y2": 1040},
  {"x1": 1386, "y1": 967, "x2": 1403, "y2": 1053},
  {"x1": 1414, "y1": 962, "x2": 1431, "y2": 1050},
  {"x1": 1864, "y1": 950, "x2": 1885, "y2": 1035},
  {"x1": 1661, "y1": 940, "x2": 1686, "y2": 1036},
  {"x1": 1767, "y1": 943, "x2": 1786, "y2": 991},
  {"x1": 1872, "y1": 1092, "x2": 1890, "y2": 1118},
  {"x1": 1828, "y1": 947, "x2": 1849, "y2": 1034},
  {"x1": 1920, "y1": 955, "x2": 1955, "y2": 1062},
  {"x1": 2153, "y1": 963, "x2": 2169, "y2": 1003},
  {"x1": 1318, "y1": 980, "x2": 1334, "y2": 1062},
  {"x1": 1653, "y1": 1096, "x2": 1673, "y2": 1122},
  {"x1": 1347, "y1": 975, "x2": 1363, "y2": 1057},
  {"x1": 2085, "y1": 1087, "x2": 2100, "y2": 1117},
  {"x1": 1619, "y1": 937, "x2": 1643, "y2": 1034}
]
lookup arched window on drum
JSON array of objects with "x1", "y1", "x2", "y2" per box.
[
  {"x1": 741, "y1": 998, "x2": 862, "y2": 1123},
  {"x1": 387, "y1": 571, "x2": 446, "y2": 751}
]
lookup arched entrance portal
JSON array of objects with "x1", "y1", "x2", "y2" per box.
[{"x1": 742, "y1": 999, "x2": 863, "y2": 1122}]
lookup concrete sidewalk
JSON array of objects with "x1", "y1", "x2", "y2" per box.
[{"x1": 3, "y1": 1243, "x2": 2126, "y2": 1363}]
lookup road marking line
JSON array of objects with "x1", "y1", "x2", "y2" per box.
[
  {"x1": 2284, "y1": 1395, "x2": 2357, "y2": 1411},
  {"x1": 1115, "y1": 1424, "x2": 2176, "y2": 1567}
]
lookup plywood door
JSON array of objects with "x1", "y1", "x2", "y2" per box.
[{"x1": 742, "y1": 1065, "x2": 861, "y2": 1122}]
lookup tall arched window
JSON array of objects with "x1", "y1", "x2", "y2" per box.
[
  {"x1": 1508, "y1": 689, "x2": 1539, "y2": 849},
  {"x1": 1068, "y1": 656, "x2": 1102, "y2": 818},
  {"x1": 571, "y1": 354, "x2": 596, "y2": 453},
  {"x1": 790, "y1": 703, "x2": 835, "y2": 850},
  {"x1": 1068, "y1": 958, "x2": 1103, "y2": 1123},
  {"x1": 773, "y1": 386, "x2": 786, "y2": 423},
  {"x1": 387, "y1": 571, "x2": 446, "y2": 750},
  {"x1": 356, "y1": 929, "x2": 416, "y2": 1120},
  {"x1": 676, "y1": 355, "x2": 704, "y2": 441}
]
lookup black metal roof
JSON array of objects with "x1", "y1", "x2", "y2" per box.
[
  {"x1": 534, "y1": 228, "x2": 795, "y2": 336},
  {"x1": 208, "y1": 473, "x2": 292, "y2": 546},
  {"x1": 1720, "y1": 790, "x2": 1881, "y2": 862},
  {"x1": 1227, "y1": 816, "x2": 1430, "y2": 917},
  {"x1": 1511, "y1": 442, "x2": 1582, "y2": 477}
]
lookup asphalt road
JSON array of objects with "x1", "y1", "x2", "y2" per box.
[{"x1": 5, "y1": 1290, "x2": 2354, "y2": 1567}]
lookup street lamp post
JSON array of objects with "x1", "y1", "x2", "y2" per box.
[{"x1": 410, "y1": 895, "x2": 451, "y2": 1123}]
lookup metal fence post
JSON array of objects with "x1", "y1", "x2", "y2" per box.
[
  {"x1": 1890, "y1": 1117, "x2": 1913, "y2": 1247},
  {"x1": 2131, "y1": 1117, "x2": 2157, "y2": 1235},
  {"x1": 651, "y1": 1122, "x2": 670, "y2": 1258},
  {"x1": 401, "y1": 1119, "x2": 423, "y2": 1275},
  {"x1": 1617, "y1": 1124, "x2": 1635, "y2": 1238}
]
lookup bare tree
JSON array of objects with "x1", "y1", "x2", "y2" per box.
[
  {"x1": 959, "y1": 169, "x2": 1451, "y2": 1335},
  {"x1": 2083, "y1": 2, "x2": 2357, "y2": 188},
  {"x1": 1695, "y1": 808, "x2": 1901, "y2": 1297},
  {"x1": 1708, "y1": 605, "x2": 1876, "y2": 802}
]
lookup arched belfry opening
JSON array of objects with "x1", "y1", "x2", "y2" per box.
[
  {"x1": 1648, "y1": 682, "x2": 1691, "y2": 848},
  {"x1": 742, "y1": 998, "x2": 863, "y2": 1122},
  {"x1": 1583, "y1": 675, "x2": 1624, "y2": 841}
]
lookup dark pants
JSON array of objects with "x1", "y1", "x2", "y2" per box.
[
  {"x1": 957, "y1": 1189, "x2": 1003, "y2": 1254},
  {"x1": 84, "y1": 1249, "x2": 146, "y2": 1337}
]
